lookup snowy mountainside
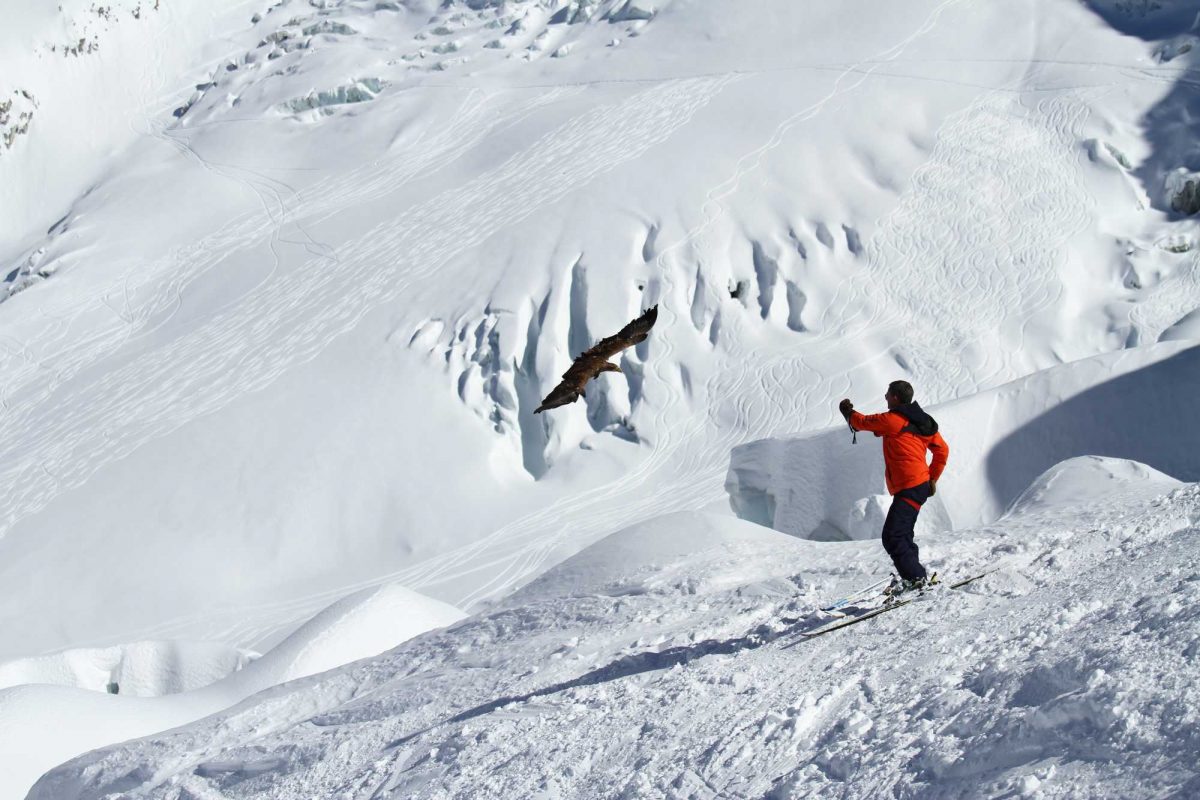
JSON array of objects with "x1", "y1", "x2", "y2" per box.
[
  {"x1": 34, "y1": 459, "x2": 1200, "y2": 798},
  {"x1": 0, "y1": 0, "x2": 263, "y2": 255},
  {"x1": 4, "y1": 0, "x2": 1200, "y2": 794},
  {"x1": 4, "y1": 0, "x2": 1198, "y2": 664}
]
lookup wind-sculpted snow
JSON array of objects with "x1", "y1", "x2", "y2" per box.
[
  {"x1": 5, "y1": 0, "x2": 1195, "y2": 665},
  {"x1": 32, "y1": 468, "x2": 1200, "y2": 799},
  {"x1": 0, "y1": 581, "x2": 462, "y2": 800},
  {"x1": 0, "y1": 640, "x2": 253, "y2": 697},
  {"x1": 7, "y1": 0, "x2": 1200, "y2": 793},
  {"x1": 0, "y1": 76, "x2": 725, "y2": 549},
  {"x1": 728, "y1": 341, "x2": 1199, "y2": 540}
]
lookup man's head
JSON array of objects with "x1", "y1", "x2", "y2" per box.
[{"x1": 885, "y1": 380, "x2": 914, "y2": 409}]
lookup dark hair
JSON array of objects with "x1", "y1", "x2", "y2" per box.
[{"x1": 887, "y1": 380, "x2": 914, "y2": 404}]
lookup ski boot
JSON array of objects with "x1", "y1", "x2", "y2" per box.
[{"x1": 883, "y1": 572, "x2": 939, "y2": 603}]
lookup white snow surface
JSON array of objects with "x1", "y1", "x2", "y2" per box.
[
  {"x1": 32, "y1": 464, "x2": 1200, "y2": 798},
  {"x1": 727, "y1": 340, "x2": 1200, "y2": 541},
  {"x1": 0, "y1": 640, "x2": 254, "y2": 697},
  {"x1": 0, "y1": 581, "x2": 464, "y2": 799},
  {"x1": 2, "y1": 0, "x2": 1200, "y2": 795}
]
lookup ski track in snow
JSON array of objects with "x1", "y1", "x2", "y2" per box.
[
  {"x1": 68, "y1": 0, "x2": 1110, "y2": 648},
  {"x1": 110, "y1": 0, "x2": 980, "y2": 646},
  {"x1": 3, "y1": 0, "x2": 1189, "y2": 658},
  {"x1": 0, "y1": 83, "x2": 574, "y2": 459},
  {"x1": 366, "y1": 10, "x2": 1094, "y2": 619},
  {"x1": 3, "y1": 74, "x2": 731, "y2": 648},
  {"x1": 1129, "y1": 244, "x2": 1200, "y2": 344},
  {"x1": 0, "y1": 76, "x2": 705, "y2": 541},
  {"x1": 448, "y1": 15, "x2": 1100, "y2": 616}
]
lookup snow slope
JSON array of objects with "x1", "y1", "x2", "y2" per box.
[
  {"x1": 727, "y1": 340, "x2": 1200, "y2": 541},
  {"x1": 4, "y1": 0, "x2": 1200, "y2": 794},
  {"x1": 0, "y1": 0, "x2": 263, "y2": 255},
  {"x1": 6, "y1": 0, "x2": 1198, "y2": 665},
  {"x1": 0, "y1": 582, "x2": 463, "y2": 800},
  {"x1": 33, "y1": 457, "x2": 1200, "y2": 798}
]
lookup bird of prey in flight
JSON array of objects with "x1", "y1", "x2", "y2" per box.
[{"x1": 534, "y1": 305, "x2": 658, "y2": 413}]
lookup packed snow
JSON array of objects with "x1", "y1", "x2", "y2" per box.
[
  {"x1": 31, "y1": 460, "x2": 1200, "y2": 798},
  {"x1": 0, "y1": 581, "x2": 463, "y2": 798},
  {"x1": 1, "y1": 0, "x2": 1200, "y2": 796}
]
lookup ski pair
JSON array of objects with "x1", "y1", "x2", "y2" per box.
[
  {"x1": 782, "y1": 571, "x2": 994, "y2": 645},
  {"x1": 777, "y1": 576, "x2": 889, "y2": 627},
  {"x1": 818, "y1": 576, "x2": 890, "y2": 614}
]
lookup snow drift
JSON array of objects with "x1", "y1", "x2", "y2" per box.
[
  {"x1": 0, "y1": 581, "x2": 463, "y2": 800},
  {"x1": 726, "y1": 341, "x2": 1200, "y2": 540},
  {"x1": 0, "y1": 640, "x2": 253, "y2": 698}
]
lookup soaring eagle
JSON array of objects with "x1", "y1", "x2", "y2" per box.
[{"x1": 534, "y1": 305, "x2": 658, "y2": 413}]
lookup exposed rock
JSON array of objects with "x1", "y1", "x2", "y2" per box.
[
  {"x1": 608, "y1": 0, "x2": 655, "y2": 22},
  {"x1": 1156, "y1": 38, "x2": 1193, "y2": 62},
  {"x1": 1165, "y1": 168, "x2": 1200, "y2": 215},
  {"x1": 0, "y1": 90, "x2": 37, "y2": 154},
  {"x1": 301, "y1": 20, "x2": 358, "y2": 35}
]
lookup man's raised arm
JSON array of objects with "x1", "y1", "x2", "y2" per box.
[{"x1": 848, "y1": 410, "x2": 905, "y2": 436}]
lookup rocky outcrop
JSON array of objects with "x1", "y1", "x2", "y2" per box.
[
  {"x1": 0, "y1": 89, "x2": 36, "y2": 153},
  {"x1": 1165, "y1": 168, "x2": 1200, "y2": 215},
  {"x1": 608, "y1": 1, "x2": 656, "y2": 22}
]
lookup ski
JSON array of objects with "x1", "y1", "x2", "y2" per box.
[
  {"x1": 819, "y1": 577, "x2": 890, "y2": 613},
  {"x1": 781, "y1": 571, "x2": 994, "y2": 646}
]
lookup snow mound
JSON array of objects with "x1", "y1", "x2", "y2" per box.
[
  {"x1": 1160, "y1": 306, "x2": 1200, "y2": 341},
  {"x1": 844, "y1": 490, "x2": 952, "y2": 542},
  {"x1": 727, "y1": 342, "x2": 1200, "y2": 540},
  {"x1": 508, "y1": 511, "x2": 809, "y2": 603},
  {"x1": 1006, "y1": 455, "x2": 1183, "y2": 516},
  {"x1": 0, "y1": 640, "x2": 254, "y2": 698},
  {"x1": 0, "y1": 581, "x2": 462, "y2": 800},
  {"x1": 246, "y1": 581, "x2": 466, "y2": 685}
]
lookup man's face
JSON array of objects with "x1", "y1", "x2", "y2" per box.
[{"x1": 885, "y1": 391, "x2": 898, "y2": 409}]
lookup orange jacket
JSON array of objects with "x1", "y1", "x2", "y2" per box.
[{"x1": 849, "y1": 404, "x2": 949, "y2": 495}]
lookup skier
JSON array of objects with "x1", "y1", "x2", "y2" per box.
[{"x1": 838, "y1": 380, "x2": 949, "y2": 595}]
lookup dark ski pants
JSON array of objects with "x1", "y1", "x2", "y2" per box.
[{"x1": 882, "y1": 481, "x2": 932, "y2": 580}]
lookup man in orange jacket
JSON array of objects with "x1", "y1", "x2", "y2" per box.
[{"x1": 838, "y1": 380, "x2": 949, "y2": 592}]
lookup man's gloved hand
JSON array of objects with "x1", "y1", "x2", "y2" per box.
[
  {"x1": 930, "y1": 479, "x2": 937, "y2": 496},
  {"x1": 838, "y1": 398, "x2": 854, "y2": 420}
]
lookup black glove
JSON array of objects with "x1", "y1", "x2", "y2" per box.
[{"x1": 838, "y1": 398, "x2": 854, "y2": 420}]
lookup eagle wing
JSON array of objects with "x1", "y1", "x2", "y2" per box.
[
  {"x1": 562, "y1": 304, "x2": 658, "y2": 378},
  {"x1": 535, "y1": 305, "x2": 658, "y2": 413},
  {"x1": 534, "y1": 379, "x2": 579, "y2": 413}
]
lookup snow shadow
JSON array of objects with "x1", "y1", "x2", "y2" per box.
[
  {"x1": 1083, "y1": 1, "x2": 1200, "y2": 214},
  {"x1": 388, "y1": 619, "x2": 827, "y2": 747},
  {"x1": 985, "y1": 344, "x2": 1200, "y2": 511}
]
